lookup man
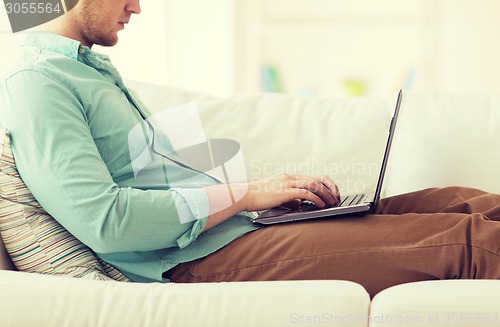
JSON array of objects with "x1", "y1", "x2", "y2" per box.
[{"x1": 2, "y1": 0, "x2": 500, "y2": 298}]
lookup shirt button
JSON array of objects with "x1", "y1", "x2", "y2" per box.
[{"x1": 79, "y1": 48, "x2": 85, "y2": 54}]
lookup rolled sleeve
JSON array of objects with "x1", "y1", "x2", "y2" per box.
[{"x1": 172, "y1": 188, "x2": 209, "y2": 249}]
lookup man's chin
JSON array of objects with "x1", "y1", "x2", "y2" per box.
[{"x1": 95, "y1": 35, "x2": 119, "y2": 47}]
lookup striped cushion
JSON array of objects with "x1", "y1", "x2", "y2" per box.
[{"x1": 0, "y1": 129, "x2": 128, "y2": 282}]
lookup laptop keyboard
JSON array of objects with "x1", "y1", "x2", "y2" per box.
[
  {"x1": 339, "y1": 193, "x2": 367, "y2": 207},
  {"x1": 299, "y1": 193, "x2": 367, "y2": 212}
]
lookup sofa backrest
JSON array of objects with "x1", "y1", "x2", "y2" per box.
[
  {"x1": 126, "y1": 80, "x2": 395, "y2": 197},
  {"x1": 127, "y1": 80, "x2": 500, "y2": 198},
  {"x1": 384, "y1": 91, "x2": 500, "y2": 197},
  {"x1": 5, "y1": 78, "x2": 497, "y2": 206}
]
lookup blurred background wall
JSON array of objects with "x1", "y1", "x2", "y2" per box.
[{"x1": 1, "y1": 0, "x2": 500, "y2": 98}]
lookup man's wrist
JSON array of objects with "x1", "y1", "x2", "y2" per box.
[{"x1": 202, "y1": 183, "x2": 250, "y2": 231}]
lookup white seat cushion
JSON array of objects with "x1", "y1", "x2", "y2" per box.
[
  {"x1": 371, "y1": 280, "x2": 500, "y2": 327},
  {"x1": 0, "y1": 271, "x2": 370, "y2": 327}
]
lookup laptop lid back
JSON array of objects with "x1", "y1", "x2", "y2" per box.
[{"x1": 371, "y1": 90, "x2": 403, "y2": 210}]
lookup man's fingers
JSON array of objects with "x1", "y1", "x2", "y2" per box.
[
  {"x1": 288, "y1": 178, "x2": 337, "y2": 207},
  {"x1": 318, "y1": 176, "x2": 341, "y2": 204}
]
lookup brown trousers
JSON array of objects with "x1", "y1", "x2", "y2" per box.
[{"x1": 167, "y1": 187, "x2": 500, "y2": 298}]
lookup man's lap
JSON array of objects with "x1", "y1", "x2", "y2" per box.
[{"x1": 167, "y1": 187, "x2": 500, "y2": 297}]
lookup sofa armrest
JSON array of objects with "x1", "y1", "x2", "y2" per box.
[{"x1": 0, "y1": 270, "x2": 369, "y2": 327}]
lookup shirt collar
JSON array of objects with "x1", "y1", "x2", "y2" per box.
[
  {"x1": 23, "y1": 32, "x2": 82, "y2": 60},
  {"x1": 21, "y1": 31, "x2": 130, "y2": 104},
  {"x1": 22, "y1": 32, "x2": 110, "y2": 63}
]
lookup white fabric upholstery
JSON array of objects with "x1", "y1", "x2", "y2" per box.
[
  {"x1": 0, "y1": 270, "x2": 369, "y2": 327},
  {"x1": 371, "y1": 280, "x2": 500, "y2": 327},
  {"x1": 384, "y1": 92, "x2": 500, "y2": 197},
  {"x1": 128, "y1": 81, "x2": 395, "y2": 196},
  {"x1": 129, "y1": 82, "x2": 500, "y2": 199}
]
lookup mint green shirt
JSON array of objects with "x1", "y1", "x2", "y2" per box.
[{"x1": 0, "y1": 33, "x2": 259, "y2": 282}]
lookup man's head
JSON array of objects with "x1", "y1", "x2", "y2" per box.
[{"x1": 51, "y1": 0, "x2": 141, "y2": 48}]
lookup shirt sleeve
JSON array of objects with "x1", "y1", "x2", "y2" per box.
[
  {"x1": 171, "y1": 188, "x2": 210, "y2": 248},
  {"x1": 0, "y1": 69, "x2": 209, "y2": 254}
]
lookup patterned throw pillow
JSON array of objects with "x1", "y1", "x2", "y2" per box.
[{"x1": 0, "y1": 129, "x2": 129, "y2": 282}]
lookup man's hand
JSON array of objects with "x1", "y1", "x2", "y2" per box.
[
  {"x1": 203, "y1": 174, "x2": 340, "y2": 231},
  {"x1": 243, "y1": 174, "x2": 340, "y2": 212}
]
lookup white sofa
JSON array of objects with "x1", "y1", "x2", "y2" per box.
[{"x1": 1, "y1": 80, "x2": 500, "y2": 327}]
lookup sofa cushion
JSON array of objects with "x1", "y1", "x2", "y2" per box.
[
  {"x1": 0, "y1": 129, "x2": 128, "y2": 281},
  {"x1": 0, "y1": 272, "x2": 370, "y2": 327},
  {"x1": 371, "y1": 280, "x2": 500, "y2": 327},
  {"x1": 126, "y1": 80, "x2": 394, "y2": 196},
  {"x1": 384, "y1": 92, "x2": 500, "y2": 197}
]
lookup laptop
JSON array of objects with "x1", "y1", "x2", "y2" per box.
[{"x1": 251, "y1": 90, "x2": 403, "y2": 225}]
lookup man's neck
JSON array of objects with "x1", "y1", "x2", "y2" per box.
[{"x1": 35, "y1": 14, "x2": 93, "y2": 48}]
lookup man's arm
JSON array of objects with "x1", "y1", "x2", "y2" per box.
[{"x1": 0, "y1": 70, "x2": 210, "y2": 253}]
